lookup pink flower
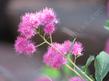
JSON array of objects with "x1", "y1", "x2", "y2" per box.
[
  {"x1": 69, "y1": 76, "x2": 85, "y2": 81},
  {"x1": 44, "y1": 23, "x2": 55, "y2": 34},
  {"x1": 41, "y1": 7, "x2": 58, "y2": 25},
  {"x1": 18, "y1": 13, "x2": 40, "y2": 38},
  {"x1": 14, "y1": 36, "x2": 36, "y2": 55},
  {"x1": 72, "y1": 42, "x2": 83, "y2": 56},
  {"x1": 43, "y1": 42, "x2": 67, "y2": 68},
  {"x1": 35, "y1": 76, "x2": 52, "y2": 81}
]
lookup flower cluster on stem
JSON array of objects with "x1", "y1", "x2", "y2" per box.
[{"x1": 14, "y1": 7, "x2": 93, "y2": 81}]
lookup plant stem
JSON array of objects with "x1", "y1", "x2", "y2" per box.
[
  {"x1": 68, "y1": 58, "x2": 93, "y2": 81},
  {"x1": 36, "y1": 42, "x2": 46, "y2": 47},
  {"x1": 65, "y1": 64, "x2": 82, "y2": 79},
  {"x1": 50, "y1": 34, "x2": 53, "y2": 43}
]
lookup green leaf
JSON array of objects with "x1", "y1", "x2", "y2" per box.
[
  {"x1": 85, "y1": 56, "x2": 95, "y2": 67},
  {"x1": 42, "y1": 66, "x2": 61, "y2": 78},
  {"x1": 104, "y1": 20, "x2": 109, "y2": 31},
  {"x1": 94, "y1": 51, "x2": 109, "y2": 81}
]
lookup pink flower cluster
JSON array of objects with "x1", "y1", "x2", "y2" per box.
[
  {"x1": 15, "y1": 7, "x2": 58, "y2": 55},
  {"x1": 43, "y1": 40, "x2": 71, "y2": 68},
  {"x1": 15, "y1": 7, "x2": 87, "y2": 81},
  {"x1": 43, "y1": 40, "x2": 83, "y2": 68},
  {"x1": 69, "y1": 76, "x2": 85, "y2": 81},
  {"x1": 15, "y1": 7, "x2": 84, "y2": 70}
]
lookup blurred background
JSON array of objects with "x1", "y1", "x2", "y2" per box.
[{"x1": 0, "y1": 0, "x2": 109, "y2": 81}]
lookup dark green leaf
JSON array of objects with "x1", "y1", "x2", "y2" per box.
[
  {"x1": 86, "y1": 56, "x2": 95, "y2": 67},
  {"x1": 94, "y1": 51, "x2": 109, "y2": 81},
  {"x1": 81, "y1": 56, "x2": 94, "y2": 77}
]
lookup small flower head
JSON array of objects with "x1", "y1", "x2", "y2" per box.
[
  {"x1": 14, "y1": 36, "x2": 36, "y2": 55},
  {"x1": 44, "y1": 23, "x2": 55, "y2": 34},
  {"x1": 62, "y1": 40, "x2": 72, "y2": 54},
  {"x1": 43, "y1": 42, "x2": 67, "y2": 68},
  {"x1": 69, "y1": 76, "x2": 85, "y2": 81},
  {"x1": 72, "y1": 42, "x2": 83, "y2": 56},
  {"x1": 21, "y1": 13, "x2": 40, "y2": 28},
  {"x1": 18, "y1": 23, "x2": 36, "y2": 39},
  {"x1": 41, "y1": 7, "x2": 58, "y2": 25}
]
